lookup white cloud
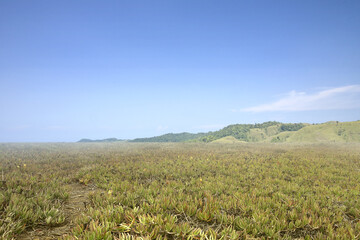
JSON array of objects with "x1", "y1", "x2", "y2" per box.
[{"x1": 242, "y1": 85, "x2": 360, "y2": 112}]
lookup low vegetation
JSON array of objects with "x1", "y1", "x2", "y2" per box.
[{"x1": 1, "y1": 142, "x2": 360, "y2": 239}]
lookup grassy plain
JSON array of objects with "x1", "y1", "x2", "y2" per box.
[{"x1": 0, "y1": 142, "x2": 360, "y2": 239}]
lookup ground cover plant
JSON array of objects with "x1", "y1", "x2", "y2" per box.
[{"x1": 0, "y1": 142, "x2": 359, "y2": 239}]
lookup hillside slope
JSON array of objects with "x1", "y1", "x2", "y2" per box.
[
  {"x1": 198, "y1": 121, "x2": 306, "y2": 142},
  {"x1": 77, "y1": 121, "x2": 360, "y2": 143},
  {"x1": 211, "y1": 136, "x2": 244, "y2": 143},
  {"x1": 270, "y1": 121, "x2": 360, "y2": 143},
  {"x1": 129, "y1": 132, "x2": 207, "y2": 142}
]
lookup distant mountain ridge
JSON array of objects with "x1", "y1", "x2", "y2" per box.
[
  {"x1": 129, "y1": 132, "x2": 208, "y2": 142},
  {"x1": 78, "y1": 121, "x2": 360, "y2": 143}
]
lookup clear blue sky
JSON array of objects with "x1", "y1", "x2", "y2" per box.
[{"x1": 1, "y1": 0, "x2": 360, "y2": 142}]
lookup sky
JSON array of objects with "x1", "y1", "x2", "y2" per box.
[{"x1": 1, "y1": 0, "x2": 360, "y2": 142}]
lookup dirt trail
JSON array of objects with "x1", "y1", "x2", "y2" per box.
[{"x1": 17, "y1": 183, "x2": 95, "y2": 240}]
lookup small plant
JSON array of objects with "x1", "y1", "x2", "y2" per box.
[{"x1": 0, "y1": 142, "x2": 359, "y2": 239}]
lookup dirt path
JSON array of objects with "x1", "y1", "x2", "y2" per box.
[{"x1": 17, "y1": 183, "x2": 95, "y2": 240}]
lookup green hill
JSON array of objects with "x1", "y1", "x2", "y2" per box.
[
  {"x1": 129, "y1": 132, "x2": 207, "y2": 142},
  {"x1": 77, "y1": 121, "x2": 360, "y2": 143},
  {"x1": 126, "y1": 121, "x2": 306, "y2": 143},
  {"x1": 270, "y1": 121, "x2": 360, "y2": 143},
  {"x1": 198, "y1": 121, "x2": 306, "y2": 142},
  {"x1": 206, "y1": 121, "x2": 360, "y2": 143}
]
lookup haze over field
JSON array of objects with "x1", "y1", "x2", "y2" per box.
[{"x1": 1, "y1": 1, "x2": 360, "y2": 142}]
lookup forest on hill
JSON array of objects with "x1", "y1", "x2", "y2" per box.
[{"x1": 79, "y1": 121, "x2": 360, "y2": 143}]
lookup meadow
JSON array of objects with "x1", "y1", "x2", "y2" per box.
[{"x1": 0, "y1": 142, "x2": 359, "y2": 239}]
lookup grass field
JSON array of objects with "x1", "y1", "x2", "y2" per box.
[{"x1": 1, "y1": 142, "x2": 360, "y2": 239}]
